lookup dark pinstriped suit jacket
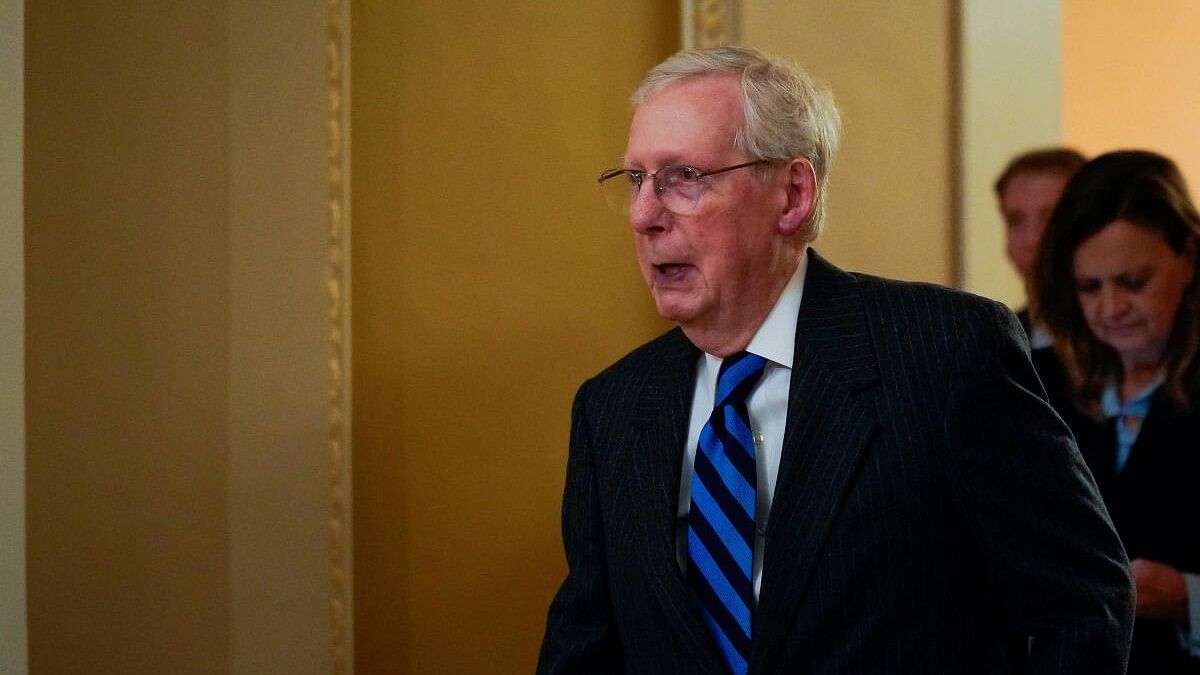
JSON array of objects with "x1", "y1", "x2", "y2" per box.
[{"x1": 538, "y1": 252, "x2": 1133, "y2": 674}]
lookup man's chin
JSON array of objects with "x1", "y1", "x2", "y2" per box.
[{"x1": 651, "y1": 294, "x2": 701, "y2": 325}]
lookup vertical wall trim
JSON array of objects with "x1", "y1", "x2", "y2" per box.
[
  {"x1": 681, "y1": 0, "x2": 739, "y2": 50},
  {"x1": 947, "y1": 1, "x2": 963, "y2": 288},
  {"x1": 327, "y1": 0, "x2": 354, "y2": 672},
  {"x1": 0, "y1": 0, "x2": 27, "y2": 670}
]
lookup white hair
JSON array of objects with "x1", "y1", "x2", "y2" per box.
[{"x1": 633, "y1": 45, "x2": 841, "y2": 240}]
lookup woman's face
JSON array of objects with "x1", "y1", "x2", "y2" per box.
[{"x1": 1072, "y1": 219, "x2": 1196, "y2": 370}]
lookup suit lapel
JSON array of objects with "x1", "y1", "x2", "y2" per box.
[
  {"x1": 752, "y1": 251, "x2": 881, "y2": 668},
  {"x1": 626, "y1": 328, "x2": 693, "y2": 569},
  {"x1": 626, "y1": 329, "x2": 727, "y2": 672}
]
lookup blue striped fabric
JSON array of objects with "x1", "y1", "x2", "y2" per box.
[{"x1": 688, "y1": 351, "x2": 766, "y2": 675}]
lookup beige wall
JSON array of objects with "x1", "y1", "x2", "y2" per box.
[
  {"x1": 2, "y1": 0, "x2": 27, "y2": 672},
  {"x1": 25, "y1": 2, "x2": 328, "y2": 673},
  {"x1": 959, "y1": 0, "x2": 1063, "y2": 308},
  {"x1": 350, "y1": 2, "x2": 676, "y2": 672},
  {"x1": 1063, "y1": 0, "x2": 1200, "y2": 187},
  {"x1": 742, "y1": 1, "x2": 956, "y2": 285}
]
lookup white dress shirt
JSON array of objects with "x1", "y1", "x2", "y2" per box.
[{"x1": 675, "y1": 254, "x2": 807, "y2": 601}]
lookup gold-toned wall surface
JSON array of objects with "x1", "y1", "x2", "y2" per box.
[
  {"x1": 350, "y1": 2, "x2": 677, "y2": 672},
  {"x1": 25, "y1": 2, "x2": 330, "y2": 673},
  {"x1": 1063, "y1": 0, "x2": 1200, "y2": 187},
  {"x1": 742, "y1": 1, "x2": 957, "y2": 285},
  {"x1": 25, "y1": 3, "x2": 233, "y2": 672},
  {"x1": 227, "y1": 2, "x2": 331, "y2": 672}
]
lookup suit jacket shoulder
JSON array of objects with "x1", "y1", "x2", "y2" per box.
[
  {"x1": 810, "y1": 256, "x2": 1029, "y2": 385},
  {"x1": 573, "y1": 326, "x2": 698, "y2": 443}
]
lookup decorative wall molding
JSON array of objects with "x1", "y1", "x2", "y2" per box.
[
  {"x1": 681, "y1": 0, "x2": 740, "y2": 50},
  {"x1": 326, "y1": 0, "x2": 354, "y2": 672}
]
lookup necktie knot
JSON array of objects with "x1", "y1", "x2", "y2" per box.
[{"x1": 714, "y1": 352, "x2": 767, "y2": 408}]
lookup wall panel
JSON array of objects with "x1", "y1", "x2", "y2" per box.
[
  {"x1": 25, "y1": 3, "x2": 232, "y2": 672},
  {"x1": 350, "y1": 3, "x2": 677, "y2": 672},
  {"x1": 25, "y1": 3, "x2": 330, "y2": 672}
]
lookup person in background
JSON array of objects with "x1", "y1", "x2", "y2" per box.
[
  {"x1": 538, "y1": 44, "x2": 1133, "y2": 674},
  {"x1": 1032, "y1": 149, "x2": 1200, "y2": 674},
  {"x1": 995, "y1": 146, "x2": 1086, "y2": 346}
]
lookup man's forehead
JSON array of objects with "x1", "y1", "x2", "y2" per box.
[
  {"x1": 625, "y1": 74, "x2": 743, "y2": 164},
  {"x1": 1002, "y1": 170, "x2": 1071, "y2": 202},
  {"x1": 634, "y1": 73, "x2": 742, "y2": 117}
]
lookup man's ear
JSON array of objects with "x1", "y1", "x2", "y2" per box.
[{"x1": 778, "y1": 158, "x2": 817, "y2": 237}]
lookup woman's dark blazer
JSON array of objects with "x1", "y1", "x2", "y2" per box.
[{"x1": 1033, "y1": 348, "x2": 1200, "y2": 674}]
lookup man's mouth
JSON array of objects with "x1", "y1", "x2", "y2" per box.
[{"x1": 656, "y1": 263, "x2": 688, "y2": 275}]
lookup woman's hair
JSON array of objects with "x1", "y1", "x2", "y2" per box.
[
  {"x1": 1031, "y1": 149, "x2": 1200, "y2": 410},
  {"x1": 633, "y1": 45, "x2": 841, "y2": 242}
]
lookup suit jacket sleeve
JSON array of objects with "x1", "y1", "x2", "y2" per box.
[
  {"x1": 941, "y1": 302, "x2": 1134, "y2": 673},
  {"x1": 537, "y1": 381, "x2": 623, "y2": 674}
]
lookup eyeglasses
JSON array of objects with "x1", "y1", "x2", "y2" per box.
[{"x1": 597, "y1": 160, "x2": 770, "y2": 215}]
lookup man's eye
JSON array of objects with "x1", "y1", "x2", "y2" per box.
[
  {"x1": 628, "y1": 172, "x2": 645, "y2": 187},
  {"x1": 679, "y1": 166, "x2": 703, "y2": 181},
  {"x1": 1075, "y1": 279, "x2": 1100, "y2": 294}
]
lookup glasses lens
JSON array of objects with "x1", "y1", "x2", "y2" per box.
[
  {"x1": 596, "y1": 166, "x2": 707, "y2": 216},
  {"x1": 656, "y1": 166, "x2": 703, "y2": 215},
  {"x1": 599, "y1": 170, "x2": 635, "y2": 215}
]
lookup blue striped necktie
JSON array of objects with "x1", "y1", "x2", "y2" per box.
[{"x1": 688, "y1": 351, "x2": 767, "y2": 675}]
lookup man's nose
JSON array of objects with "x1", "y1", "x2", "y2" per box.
[{"x1": 629, "y1": 183, "x2": 665, "y2": 234}]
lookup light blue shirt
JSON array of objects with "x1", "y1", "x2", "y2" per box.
[{"x1": 1099, "y1": 373, "x2": 1163, "y2": 474}]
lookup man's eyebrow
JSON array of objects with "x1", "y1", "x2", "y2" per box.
[{"x1": 623, "y1": 156, "x2": 691, "y2": 171}]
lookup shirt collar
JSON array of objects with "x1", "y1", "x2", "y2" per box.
[
  {"x1": 703, "y1": 252, "x2": 806, "y2": 372},
  {"x1": 1029, "y1": 323, "x2": 1054, "y2": 350},
  {"x1": 1099, "y1": 371, "x2": 1165, "y2": 419}
]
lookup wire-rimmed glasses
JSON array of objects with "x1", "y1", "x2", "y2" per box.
[{"x1": 597, "y1": 160, "x2": 770, "y2": 215}]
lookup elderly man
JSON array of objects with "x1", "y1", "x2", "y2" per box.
[{"x1": 538, "y1": 46, "x2": 1132, "y2": 674}]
